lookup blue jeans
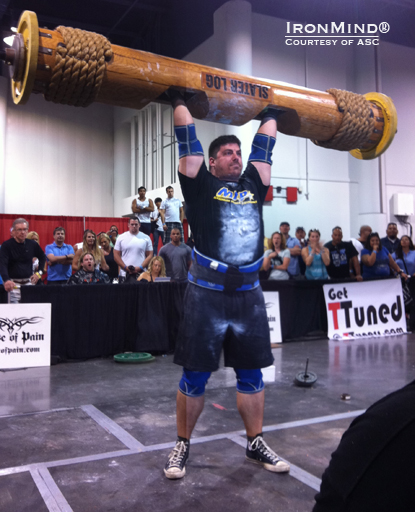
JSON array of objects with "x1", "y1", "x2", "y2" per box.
[{"x1": 153, "y1": 229, "x2": 164, "y2": 255}]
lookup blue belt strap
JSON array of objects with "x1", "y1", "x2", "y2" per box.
[
  {"x1": 193, "y1": 248, "x2": 263, "y2": 273},
  {"x1": 188, "y1": 273, "x2": 260, "y2": 292},
  {"x1": 188, "y1": 273, "x2": 224, "y2": 291}
]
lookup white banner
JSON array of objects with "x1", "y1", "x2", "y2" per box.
[
  {"x1": 263, "y1": 291, "x2": 282, "y2": 343},
  {"x1": 323, "y1": 279, "x2": 407, "y2": 340},
  {"x1": 0, "y1": 303, "x2": 51, "y2": 369}
]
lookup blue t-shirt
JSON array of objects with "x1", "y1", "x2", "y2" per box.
[
  {"x1": 45, "y1": 242, "x2": 74, "y2": 281},
  {"x1": 392, "y1": 250, "x2": 415, "y2": 276},
  {"x1": 362, "y1": 247, "x2": 390, "y2": 278},
  {"x1": 285, "y1": 236, "x2": 301, "y2": 276},
  {"x1": 305, "y1": 246, "x2": 328, "y2": 280}
]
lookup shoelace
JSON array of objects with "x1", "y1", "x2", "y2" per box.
[
  {"x1": 250, "y1": 437, "x2": 279, "y2": 462},
  {"x1": 168, "y1": 441, "x2": 188, "y2": 466}
]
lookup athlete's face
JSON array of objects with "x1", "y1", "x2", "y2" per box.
[{"x1": 209, "y1": 143, "x2": 242, "y2": 181}]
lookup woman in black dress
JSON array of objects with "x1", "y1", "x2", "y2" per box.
[{"x1": 99, "y1": 233, "x2": 119, "y2": 281}]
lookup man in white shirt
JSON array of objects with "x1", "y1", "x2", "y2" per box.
[
  {"x1": 160, "y1": 186, "x2": 184, "y2": 243},
  {"x1": 114, "y1": 217, "x2": 153, "y2": 282}
]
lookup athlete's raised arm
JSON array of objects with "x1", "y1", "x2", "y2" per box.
[
  {"x1": 170, "y1": 92, "x2": 204, "y2": 179},
  {"x1": 248, "y1": 108, "x2": 282, "y2": 186}
]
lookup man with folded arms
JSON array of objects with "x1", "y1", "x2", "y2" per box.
[
  {"x1": 45, "y1": 227, "x2": 74, "y2": 285},
  {"x1": 0, "y1": 218, "x2": 46, "y2": 302}
]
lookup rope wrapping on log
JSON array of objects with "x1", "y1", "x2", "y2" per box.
[
  {"x1": 44, "y1": 26, "x2": 112, "y2": 107},
  {"x1": 312, "y1": 89, "x2": 375, "y2": 151}
]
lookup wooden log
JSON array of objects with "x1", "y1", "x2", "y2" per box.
[{"x1": 7, "y1": 11, "x2": 397, "y2": 160}]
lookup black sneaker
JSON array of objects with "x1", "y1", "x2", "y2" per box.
[
  {"x1": 246, "y1": 436, "x2": 290, "y2": 473},
  {"x1": 164, "y1": 439, "x2": 189, "y2": 479}
]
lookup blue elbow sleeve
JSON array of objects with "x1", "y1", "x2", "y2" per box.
[
  {"x1": 174, "y1": 124, "x2": 204, "y2": 159},
  {"x1": 248, "y1": 133, "x2": 276, "y2": 165}
]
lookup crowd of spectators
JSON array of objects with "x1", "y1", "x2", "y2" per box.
[
  {"x1": 1, "y1": 208, "x2": 413, "y2": 302},
  {"x1": 0, "y1": 189, "x2": 191, "y2": 299},
  {"x1": 262, "y1": 221, "x2": 415, "y2": 326},
  {"x1": 262, "y1": 221, "x2": 412, "y2": 284},
  {"x1": 0, "y1": 186, "x2": 191, "y2": 296}
]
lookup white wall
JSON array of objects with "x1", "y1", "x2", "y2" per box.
[
  {"x1": 113, "y1": 106, "x2": 185, "y2": 217},
  {"x1": 381, "y1": 42, "x2": 415, "y2": 236},
  {"x1": 113, "y1": 106, "x2": 133, "y2": 216},
  {"x1": 0, "y1": 76, "x2": 114, "y2": 217}
]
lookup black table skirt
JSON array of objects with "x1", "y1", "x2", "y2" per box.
[
  {"x1": 12, "y1": 279, "x2": 346, "y2": 360},
  {"x1": 21, "y1": 283, "x2": 187, "y2": 360},
  {"x1": 261, "y1": 279, "x2": 328, "y2": 340}
]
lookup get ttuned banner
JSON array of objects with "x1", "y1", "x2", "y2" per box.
[
  {"x1": 323, "y1": 279, "x2": 407, "y2": 340},
  {"x1": 0, "y1": 303, "x2": 51, "y2": 369}
]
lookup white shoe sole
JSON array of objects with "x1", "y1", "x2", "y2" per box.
[
  {"x1": 246, "y1": 455, "x2": 290, "y2": 473},
  {"x1": 164, "y1": 467, "x2": 186, "y2": 479}
]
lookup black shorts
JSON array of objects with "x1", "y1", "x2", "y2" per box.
[
  {"x1": 174, "y1": 283, "x2": 273, "y2": 372},
  {"x1": 140, "y1": 223, "x2": 152, "y2": 236}
]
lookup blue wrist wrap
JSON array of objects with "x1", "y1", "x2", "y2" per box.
[
  {"x1": 248, "y1": 133, "x2": 276, "y2": 165},
  {"x1": 174, "y1": 124, "x2": 204, "y2": 159}
]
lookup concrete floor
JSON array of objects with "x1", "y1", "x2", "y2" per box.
[{"x1": 0, "y1": 334, "x2": 414, "y2": 512}]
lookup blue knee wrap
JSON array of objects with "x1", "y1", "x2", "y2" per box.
[
  {"x1": 235, "y1": 368, "x2": 264, "y2": 394},
  {"x1": 174, "y1": 124, "x2": 204, "y2": 159},
  {"x1": 248, "y1": 133, "x2": 276, "y2": 165},
  {"x1": 179, "y1": 369, "x2": 211, "y2": 397}
]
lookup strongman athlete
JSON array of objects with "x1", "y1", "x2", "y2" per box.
[{"x1": 164, "y1": 93, "x2": 290, "y2": 479}]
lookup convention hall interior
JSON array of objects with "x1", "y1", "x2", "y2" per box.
[{"x1": 1, "y1": 0, "x2": 415, "y2": 510}]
